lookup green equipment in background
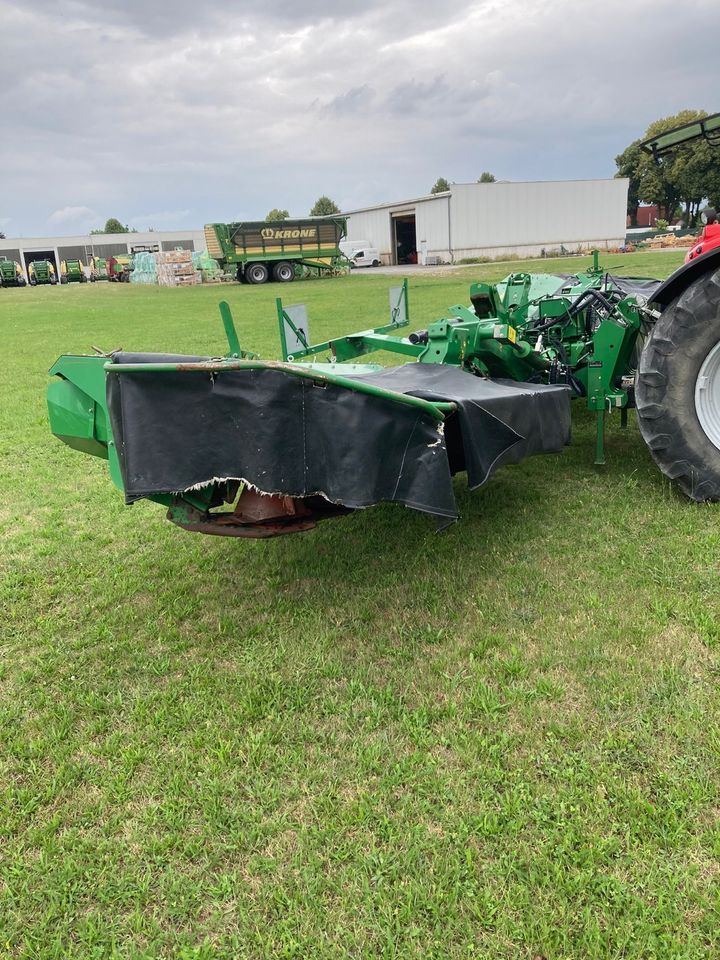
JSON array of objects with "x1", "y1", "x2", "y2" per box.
[
  {"x1": 0, "y1": 259, "x2": 26, "y2": 287},
  {"x1": 89, "y1": 256, "x2": 109, "y2": 281},
  {"x1": 204, "y1": 217, "x2": 347, "y2": 285},
  {"x1": 60, "y1": 259, "x2": 87, "y2": 284},
  {"x1": 107, "y1": 255, "x2": 132, "y2": 282},
  {"x1": 28, "y1": 260, "x2": 57, "y2": 285}
]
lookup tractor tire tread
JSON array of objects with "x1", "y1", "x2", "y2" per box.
[{"x1": 636, "y1": 266, "x2": 720, "y2": 501}]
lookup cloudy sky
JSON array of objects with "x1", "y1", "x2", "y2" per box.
[{"x1": 1, "y1": 0, "x2": 717, "y2": 237}]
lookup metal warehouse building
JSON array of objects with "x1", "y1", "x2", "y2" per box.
[
  {"x1": 0, "y1": 229, "x2": 205, "y2": 278},
  {"x1": 343, "y1": 179, "x2": 629, "y2": 265}
]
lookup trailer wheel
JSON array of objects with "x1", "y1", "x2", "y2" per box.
[
  {"x1": 273, "y1": 261, "x2": 294, "y2": 282},
  {"x1": 246, "y1": 263, "x2": 269, "y2": 284},
  {"x1": 636, "y1": 267, "x2": 720, "y2": 501}
]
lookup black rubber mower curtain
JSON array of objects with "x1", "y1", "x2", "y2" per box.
[{"x1": 107, "y1": 356, "x2": 571, "y2": 523}]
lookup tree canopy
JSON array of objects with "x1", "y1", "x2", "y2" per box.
[
  {"x1": 430, "y1": 177, "x2": 450, "y2": 194},
  {"x1": 309, "y1": 196, "x2": 340, "y2": 216},
  {"x1": 478, "y1": 172, "x2": 496, "y2": 183},
  {"x1": 91, "y1": 218, "x2": 134, "y2": 234},
  {"x1": 615, "y1": 110, "x2": 720, "y2": 226},
  {"x1": 265, "y1": 208, "x2": 289, "y2": 221}
]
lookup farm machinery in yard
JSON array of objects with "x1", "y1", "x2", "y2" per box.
[
  {"x1": 205, "y1": 217, "x2": 348, "y2": 284},
  {"x1": 88, "y1": 256, "x2": 110, "y2": 281},
  {"x1": 28, "y1": 260, "x2": 57, "y2": 285},
  {"x1": 0, "y1": 260, "x2": 26, "y2": 287},
  {"x1": 46, "y1": 114, "x2": 720, "y2": 538},
  {"x1": 60, "y1": 259, "x2": 87, "y2": 283}
]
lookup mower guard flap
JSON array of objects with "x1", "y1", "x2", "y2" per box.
[{"x1": 107, "y1": 355, "x2": 571, "y2": 523}]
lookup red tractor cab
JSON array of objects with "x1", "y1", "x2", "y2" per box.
[{"x1": 686, "y1": 213, "x2": 720, "y2": 263}]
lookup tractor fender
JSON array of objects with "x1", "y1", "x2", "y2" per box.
[{"x1": 652, "y1": 247, "x2": 720, "y2": 308}]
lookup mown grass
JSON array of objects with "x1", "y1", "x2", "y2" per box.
[{"x1": 2, "y1": 250, "x2": 720, "y2": 959}]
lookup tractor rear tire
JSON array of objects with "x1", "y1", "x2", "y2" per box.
[
  {"x1": 246, "y1": 263, "x2": 269, "y2": 284},
  {"x1": 636, "y1": 267, "x2": 720, "y2": 501},
  {"x1": 273, "y1": 261, "x2": 294, "y2": 282}
]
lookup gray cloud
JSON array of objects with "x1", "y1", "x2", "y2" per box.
[{"x1": 1, "y1": 0, "x2": 718, "y2": 235}]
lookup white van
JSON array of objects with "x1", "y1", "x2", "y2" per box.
[
  {"x1": 340, "y1": 240, "x2": 381, "y2": 268},
  {"x1": 349, "y1": 247, "x2": 382, "y2": 268}
]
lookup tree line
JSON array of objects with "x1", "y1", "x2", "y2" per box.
[{"x1": 616, "y1": 109, "x2": 720, "y2": 227}]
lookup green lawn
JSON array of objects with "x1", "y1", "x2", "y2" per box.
[{"x1": 2, "y1": 250, "x2": 720, "y2": 959}]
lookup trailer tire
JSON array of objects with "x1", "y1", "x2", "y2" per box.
[
  {"x1": 246, "y1": 263, "x2": 269, "y2": 284},
  {"x1": 636, "y1": 267, "x2": 720, "y2": 501},
  {"x1": 272, "y1": 261, "x2": 294, "y2": 283}
]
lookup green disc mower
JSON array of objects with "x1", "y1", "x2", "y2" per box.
[
  {"x1": 0, "y1": 259, "x2": 26, "y2": 287},
  {"x1": 46, "y1": 247, "x2": 720, "y2": 538}
]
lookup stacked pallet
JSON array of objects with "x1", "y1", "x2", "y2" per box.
[
  {"x1": 643, "y1": 233, "x2": 695, "y2": 249},
  {"x1": 156, "y1": 249, "x2": 201, "y2": 287}
]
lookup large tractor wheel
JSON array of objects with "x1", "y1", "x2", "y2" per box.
[
  {"x1": 272, "y1": 261, "x2": 294, "y2": 282},
  {"x1": 636, "y1": 268, "x2": 720, "y2": 500},
  {"x1": 246, "y1": 262, "x2": 269, "y2": 284}
]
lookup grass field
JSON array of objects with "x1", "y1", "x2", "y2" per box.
[{"x1": 3, "y1": 250, "x2": 720, "y2": 959}]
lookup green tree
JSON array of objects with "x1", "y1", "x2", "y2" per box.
[
  {"x1": 91, "y1": 217, "x2": 134, "y2": 234},
  {"x1": 266, "y1": 208, "x2": 289, "y2": 221},
  {"x1": 309, "y1": 196, "x2": 340, "y2": 216},
  {"x1": 478, "y1": 171, "x2": 496, "y2": 183},
  {"x1": 615, "y1": 110, "x2": 720, "y2": 227},
  {"x1": 430, "y1": 177, "x2": 450, "y2": 194}
]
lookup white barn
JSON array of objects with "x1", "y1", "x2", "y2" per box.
[{"x1": 343, "y1": 179, "x2": 629, "y2": 265}]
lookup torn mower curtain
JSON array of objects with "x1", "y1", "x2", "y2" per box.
[{"x1": 107, "y1": 356, "x2": 571, "y2": 522}]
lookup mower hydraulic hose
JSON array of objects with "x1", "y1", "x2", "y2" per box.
[{"x1": 105, "y1": 359, "x2": 456, "y2": 423}]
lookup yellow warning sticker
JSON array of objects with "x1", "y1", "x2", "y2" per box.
[{"x1": 507, "y1": 326, "x2": 517, "y2": 344}]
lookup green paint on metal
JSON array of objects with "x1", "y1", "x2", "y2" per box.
[{"x1": 219, "y1": 301, "x2": 242, "y2": 357}]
